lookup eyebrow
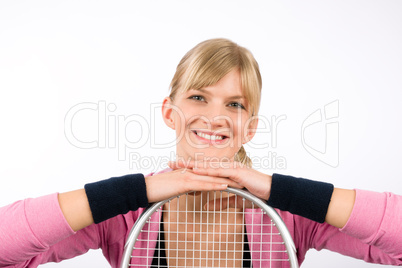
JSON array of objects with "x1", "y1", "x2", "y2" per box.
[{"x1": 191, "y1": 88, "x2": 245, "y2": 100}]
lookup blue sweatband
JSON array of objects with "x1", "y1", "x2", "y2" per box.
[
  {"x1": 84, "y1": 173, "x2": 148, "y2": 224},
  {"x1": 267, "y1": 173, "x2": 334, "y2": 223}
]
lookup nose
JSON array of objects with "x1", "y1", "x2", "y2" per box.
[
  {"x1": 208, "y1": 116, "x2": 226, "y2": 129},
  {"x1": 202, "y1": 104, "x2": 229, "y2": 129}
]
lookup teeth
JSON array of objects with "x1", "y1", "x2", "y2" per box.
[{"x1": 195, "y1": 131, "x2": 223, "y2": 141}]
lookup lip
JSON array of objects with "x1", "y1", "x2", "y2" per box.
[{"x1": 191, "y1": 130, "x2": 229, "y2": 145}]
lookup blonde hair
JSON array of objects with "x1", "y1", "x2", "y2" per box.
[{"x1": 169, "y1": 38, "x2": 262, "y2": 167}]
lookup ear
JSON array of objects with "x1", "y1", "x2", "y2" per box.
[
  {"x1": 243, "y1": 116, "x2": 259, "y2": 144},
  {"x1": 161, "y1": 97, "x2": 176, "y2": 130}
]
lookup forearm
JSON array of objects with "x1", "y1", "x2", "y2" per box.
[
  {"x1": 268, "y1": 174, "x2": 357, "y2": 228},
  {"x1": 58, "y1": 173, "x2": 148, "y2": 232},
  {"x1": 58, "y1": 169, "x2": 236, "y2": 231},
  {"x1": 267, "y1": 173, "x2": 334, "y2": 223},
  {"x1": 58, "y1": 189, "x2": 94, "y2": 232},
  {"x1": 325, "y1": 188, "x2": 356, "y2": 228}
]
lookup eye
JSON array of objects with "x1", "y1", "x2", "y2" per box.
[
  {"x1": 188, "y1": 95, "x2": 205, "y2": 102},
  {"x1": 229, "y1": 102, "x2": 246, "y2": 110}
]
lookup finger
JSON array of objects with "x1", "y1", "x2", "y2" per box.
[
  {"x1": 188, "y1": 174, "x2": 243, "y2": 189},
  {"x1": 168, "y1": 160, "x2": 195, "y2": 170},
  {"x1": 185, "y1": 180, "x2": 228, "y2": 193},
  {"x1": 194, "y1": 161, "x2": 237, "y2": 169},
  {"x1": 203, "y1": 161, "x2": 245, "y2": 169},
  {"x1": 192, "y1": 167, "x2": 240, "y2": 183},
  {"x1": 170, "y1": 160, "x2": 213, "y2": 170},
  {"x1": 146, "y1": 171, "x2": 229, "y2": 202}
]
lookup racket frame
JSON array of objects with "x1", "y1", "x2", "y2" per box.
[{"x1": 120, "y1": 187, "x2": 299, "y2": 268}]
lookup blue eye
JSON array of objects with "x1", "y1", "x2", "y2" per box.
[
  {"x1": 229, "y1": 102, "x2": 246, "y2": 110},
  {"x1": 189, "y1": 95, "x2": 205, "y2": 102}
]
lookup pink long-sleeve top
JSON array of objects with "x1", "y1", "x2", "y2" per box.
[{"x1": 1, "y1": 172, "x2": 402, "y2": 267}]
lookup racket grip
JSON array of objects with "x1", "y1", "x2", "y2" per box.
[
  {"x1": 267, "y1": 173, "x2": 334, "y2": 223},
  {"x1": 84, "y1": 174, "x2": 149, "y2": 224}
]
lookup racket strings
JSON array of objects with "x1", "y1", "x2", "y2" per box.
[{"x1": 130, "y1": 191, "x2": 291, "y2": 267}]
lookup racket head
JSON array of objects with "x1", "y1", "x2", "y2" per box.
[{"x1": 121, "y1": 187, "x2": 299, "y2": 268}]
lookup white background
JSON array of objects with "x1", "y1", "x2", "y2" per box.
[{"x1": 1, "y1": 1, "x2": 401, "y2": 267}]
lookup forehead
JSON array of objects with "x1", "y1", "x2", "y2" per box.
[{"x1": 185, "y1": 69, "x2": 245, "y2": 98}]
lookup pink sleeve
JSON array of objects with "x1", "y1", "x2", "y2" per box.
[
  {"x1": 0, "y1": 193, "x2": 75, "y2": 266},
  {"x1": 340, "y1": 189, "x2": 402, "y2": 260},
  {"x1": 294, "y1": 189, "x2": 402, "y2": 266}
]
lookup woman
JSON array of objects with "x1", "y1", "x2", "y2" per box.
[{"x1": 0, "y1": 38, "x2": 401, "y2": 267}]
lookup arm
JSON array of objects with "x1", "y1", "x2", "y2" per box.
[
  {"x1": 170, "y1": 162, "x2": 347, "y2": 225},
  {"x1": 58, "y1": 170, "x2": 239, "y2": 232},
  {"x1": 168, "y1": 161, "x2": 402, "y2": 264},
  {"x1": 295, "y1": 189, "x2": 402, "y2": 265},
  {"x1": 339, "y1": 189, "x2": 402, "y2": 261},
  {"x1": 266, "y1": 174, "x2": 402, "y2": 264},
  {"x1": 265, "y1": 172, "x2": 357, "y2": 227},
  {"x1": 58, "y1": 189, "x2": 93, "y2": 232},
  {"x1": 325, "y1": 188, "x2": 356, "y2": 228},
  {"x1": 0, "y1": 193, "x2": 76, "y2": 266},
  {"x1": 0, "y1": 169, "x2": 239, "y2": 266},
  {"x1": 0, "y1": 192, "x2": 117, "y2": 267}
]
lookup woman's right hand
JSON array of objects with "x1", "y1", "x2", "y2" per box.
[
  {"x1": 145, "y1": 168, "x2": 243, "y2": 203},
  {"x1": 59, "y1": 169, "x2": 242, "y2": 232}
]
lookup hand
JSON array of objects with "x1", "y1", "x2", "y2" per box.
[
  {"x1": 145, "y1": 168, "x2": 243, "y2": 203},
  {"x1": 168, "y1": 160, "x2": 272, "y2": 202}
]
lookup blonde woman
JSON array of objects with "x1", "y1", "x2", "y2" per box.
[{"x1": 1, "y1": 39, "x2": 401, "y2": 267}]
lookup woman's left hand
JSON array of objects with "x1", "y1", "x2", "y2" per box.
[{"x1": 168, "y1": 160, "x2": 272, "y2": 202}]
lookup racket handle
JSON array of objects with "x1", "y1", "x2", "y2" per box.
[
  {"x1": 85, "y1": 174, "x2": 149, "y2": 223},
  {"x1": 268, "y1": 173, "x2": 334, "y2": 223}
]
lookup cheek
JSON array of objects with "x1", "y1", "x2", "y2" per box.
[
  {"x1": 176, "y1": 103, "x2": 199, "y2": 121},
  {"x1": 233, "y1": 114, "x2": 250, "y2": 137}
]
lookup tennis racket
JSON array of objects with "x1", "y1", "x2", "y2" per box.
[{"x1": 120, "y1": 187, "x2": 299, "y2": 268}]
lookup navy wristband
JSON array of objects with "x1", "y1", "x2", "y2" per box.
[
  {"x1": 267, "y1": 173, "x2": 334, "y2": 223},
  {"x1": 84, "y1": 173, "x2": 149, "y2": 224}
]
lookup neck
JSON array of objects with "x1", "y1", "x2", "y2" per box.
[{"x1": 174, "y1": 150, "x2": 235, "y2": 165}]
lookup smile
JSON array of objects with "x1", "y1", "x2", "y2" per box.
[{"x1": 192, "y1": 130, "x2": 228, "y2": 142}]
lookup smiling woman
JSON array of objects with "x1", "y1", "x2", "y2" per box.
[
  {"x1": 166, "y1": 38, "x2": 262, "y2": 167},
  {"x1": 163, "y1": 69, "x2": 258, "y2": 165},
  {"x1": 0, "y1": 38, "x2": 402, "y2": 268}
]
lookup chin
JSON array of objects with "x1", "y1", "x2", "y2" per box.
[{"x1": 191, "y1": 149, "x2": 236, "y2": 162}]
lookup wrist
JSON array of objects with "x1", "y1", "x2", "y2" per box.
[
  {"x1": 263, "y1": 174, "x2": 272, "y2": 200},
  {"x1": 267, "y1": 173, "x2": 334, "y2": 223},
  {"x1": 84, "y1": 173, "x2": 148, "y2": 224}
]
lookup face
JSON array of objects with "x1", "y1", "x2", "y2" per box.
[{"x1": 162, "y1": 69, "x2": 258, "y2": 162}]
